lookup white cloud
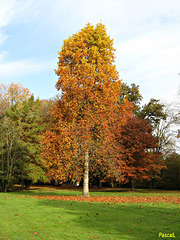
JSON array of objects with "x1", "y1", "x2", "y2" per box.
[
  {"x1": 117, "y1": 31, "x2": 180, "y2": 73},
  {"x1": 0, "y1": 0, "x2": 46, "y2": 78},
  {"x1": 0, "y1": 0, "x2": 43, "y2": 42},
  {"x1": 0, "y1": 0, "x2": 16, "y2": 27},
  {"x1": 114, "y1": 17, "x2": 180, "y2": 102},
  {"x1": 0, "y1": 0, "x2": 42, "y2": 27},
  {"x1": 0, "y1": 51, "x2": 7, "y2": 63},
  {"x1": 0, "y1": 0, "x2": 14, "y2": 48},
  {"x1": 0, "y1": 59, "x2": 55, "y2": 79},
  {"x1": 38, "y1": 0, "x2": 180, "y2": 38},
  {"x1": 0, "y1": 32, "x2": 8, "y2": 46}
]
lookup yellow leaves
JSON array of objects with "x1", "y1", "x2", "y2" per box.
[
  {"x1": 56, "y1": 23, "x2": 117, "y2": 88},
  {"x1": 41, "y1": 22, "x2": 136, "y2": 183},
  {"x1": 0, "y1": 82, "x2": 31, "y2": 115}
]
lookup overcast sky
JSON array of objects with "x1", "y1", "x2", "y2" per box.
[{"x1": 0, "y1": 0, "x2": 179, "y2": 103}]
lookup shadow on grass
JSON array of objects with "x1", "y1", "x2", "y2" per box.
[
  {"x1": 9, "y1": 190, "x2": 77, "y2": 197},
  {"x1": 8, "y1": 189, "x2": 146, "y2": 199},
  {"x1": 9, "y1": 185, "x2": 133, "y2": 197},
  {"x1": 34, "y1": 197, "x2": 179, "y2": 240},
  {"x1": 8, "y1": 186, "x2": 180, "y2": 199}
]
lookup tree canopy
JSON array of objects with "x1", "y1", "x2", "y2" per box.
[{"x1": 41, "y1": 23, "x2": 163, "y2": 196}]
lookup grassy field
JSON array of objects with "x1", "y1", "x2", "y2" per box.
[{"x1": 0, "y1": 187, "x2": 179, "y2": 240}]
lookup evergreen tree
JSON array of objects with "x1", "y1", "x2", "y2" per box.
[{"x1": 0, "y1": 95, "x2": 46, "y2": 191}]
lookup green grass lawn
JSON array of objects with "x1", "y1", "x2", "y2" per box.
[{"x1": 0, "y1": 187, "x2": 179, "y2": 240}]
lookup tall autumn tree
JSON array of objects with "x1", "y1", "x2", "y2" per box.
[{"x1": 41, "y1": 23, "x2": 132, "y2": 197}]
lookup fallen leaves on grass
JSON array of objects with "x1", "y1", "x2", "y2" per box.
[{"x1": 30, "y1": 195, "x2": 180, "y2": 204}]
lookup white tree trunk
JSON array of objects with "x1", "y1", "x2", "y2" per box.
[{"x1": 83, "y1": 148, "x2": 90, "y2": 197}]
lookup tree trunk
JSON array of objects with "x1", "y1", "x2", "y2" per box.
[
  {"x1": 131, "y1": 179, "x2": 135, "y2": 191},
  {"x1": 99, "y1": 179, "x2": 102, "y2": 188},
  {"x1": 110, "y1": 181, "x2": 114, "y2": 188},
  {"x1": 21, "y1": 178, "x2": 25, "y2": 189},
  {"x1": 83, "y1": 149, "x2": 90, "y2": 197}
]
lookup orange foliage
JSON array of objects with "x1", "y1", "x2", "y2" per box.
[
  {"x1": 119, "y1": 116, "x2": 163, "y2": 183},
  {"x1": 32, "y1": 195, "x2": 180, "y2": 205},
  {"x1": 41, "y1": 23, "x2": 132, "y2": 187},
  {"x1": 0, "y1": 82, "x2": 31, "y2": 115},
  {"x1": 41, "y1": 23, "x2": 163, "y2": 191}
]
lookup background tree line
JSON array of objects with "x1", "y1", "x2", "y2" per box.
[
  {"x1": 0, "y1": 24, "x2": 179, "y2": 193},
  {"x1": 0, "y1": 81, "x2": 179, "y2": 192}
]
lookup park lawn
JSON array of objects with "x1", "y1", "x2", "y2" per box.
[{"x1": 0, "y1": 188, "x2": 179, "y2": 240}]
